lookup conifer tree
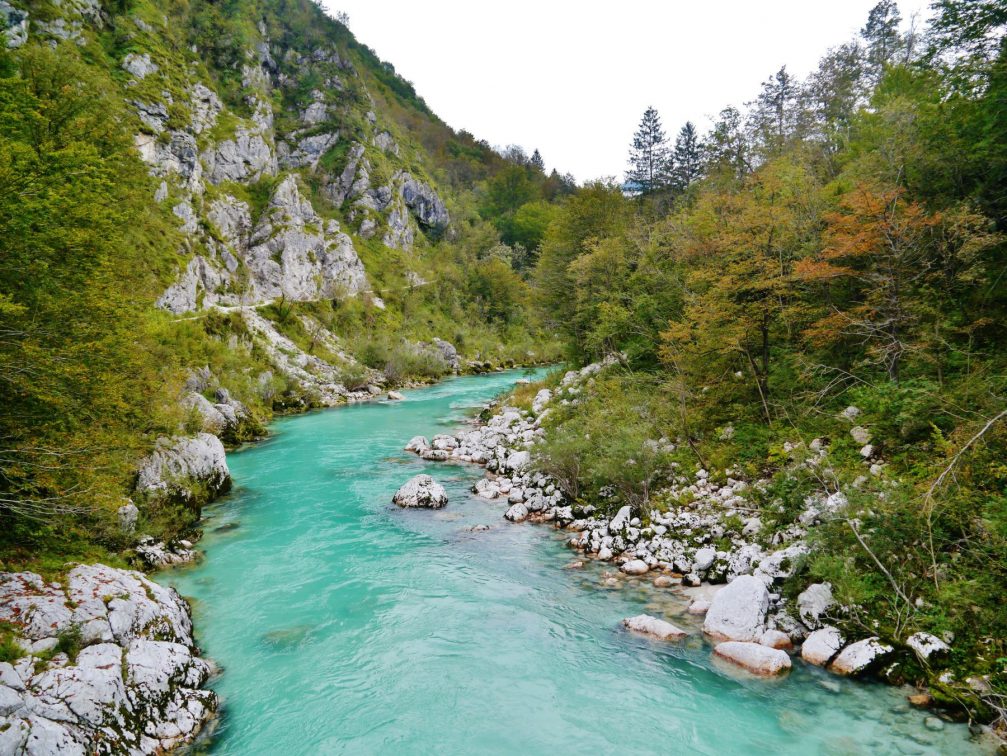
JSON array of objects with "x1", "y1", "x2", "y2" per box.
[
  {"x1": 861, "y1": 0, "x2": 903, "y2": 79},
  {"x1": 626, "y1": 106, "x2": 672, "y2": 194},
  {"x1": 530, "y1": 148, "x2": 545, "y2": 172},
  {"x1": 672, "y1": 121, "x2": 702, "y2": 191}
]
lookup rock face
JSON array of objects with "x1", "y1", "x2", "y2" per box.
[
  {"x1": 392, "y1": 475, "x2": 447, "y2": 509},
  {"x1": 0, "y1": 565, "x2": 216, "y2": 753},
  {"x1": 714, "y1": 641, "x2": 792, "y2": 676},
  {"x1": 829, "y1": 637, "x2": 894, "y2": 676},
  {"x1": 135, "y1": 433, "x2": 231, "y2": 508},
  {"x1": 399, "y1": 172, "x2": 450, "y2": 231},
  {"x1": 1, "y1": 0, "x2": 29, "y2": 48},
  {"x1": 703, "y1": 576, "x2": 769, "y2": 642},
  {"x1": 801, "y1": 626, "x2": 844, "y2": 666},
  {"x1": 623, "y1": 615, "x2": 688, "y2": 641},
  {"x1": 243, "y1": 176, "x2": 368, "y2": 302}
]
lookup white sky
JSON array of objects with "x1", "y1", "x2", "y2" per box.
[{"x1": 321, "y1": 0, "x2": 930, "y2": 182}]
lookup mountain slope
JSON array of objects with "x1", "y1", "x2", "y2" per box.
[{"x1": 0, "y1": 0, "x2": 556, "y2": 565}]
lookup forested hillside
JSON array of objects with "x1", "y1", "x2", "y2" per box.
[
  {"x1": 522, "y1": 0, "x2": 1007, "y2": 729},
  {"x1": 0, "y1": 0, "x2": 566, "y2": 568},
  {"x1": 2, "y1": 0, "x2": 1007, "y2": 738}
]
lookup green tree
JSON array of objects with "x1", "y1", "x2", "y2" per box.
[
  {"x1": 861, "y1": 0, "x2": 903, "y2": 80},
  {"x1": 626, "y1": 106, "x2": 672, "y2": 193},
  {"x1": 671, "y1": 121, "x2": 702, "y2": 192}
]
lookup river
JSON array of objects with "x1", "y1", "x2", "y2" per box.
[{"x1": 163, "y1": 369, "x2": 990, "y2": 755}]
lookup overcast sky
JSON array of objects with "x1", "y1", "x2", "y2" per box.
[{"x1": 321, "y1": 0, "x2": 930, "y2": 182}]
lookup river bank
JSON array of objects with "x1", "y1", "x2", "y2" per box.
[
  {"x1": 401, "y1": 361, "x2": 1004, "y2": 751},
  {"x1": 161, "y1": 368, "x2": 994, "y2": 754}
]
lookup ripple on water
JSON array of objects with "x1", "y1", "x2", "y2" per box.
[{"x1": 161, "y1": 369, "x2": 996, "y2": 755}]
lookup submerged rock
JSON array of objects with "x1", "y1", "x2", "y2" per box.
[
  {"x1": 392, "y1": 474, "x2": 448, "y2": 509},
  {"x1": 623, "y1": 615, "x2": 688, "y2": 641},
  {"x1": 714, "y1": 641, "x2": 792, "y2": 676}
]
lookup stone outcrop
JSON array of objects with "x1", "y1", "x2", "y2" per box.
[
  {"x1": 135, "y1": 433, "x2": 231, "y2": 508},
  {"x1": 392, "y1": 475, "x2": 448, "y2": 509},
  {"x1": 181, "y1": 389, "x2": 254, "y2": 443},
  {"x1": 244, "y1": 176, "x2": 368, "y2": 302},
  {"x1": 1, "y1": 0, "x2": 29, "y2": 48},
  {"x1": 0, "y1": 565, "x2": 216, "y2": 753}
]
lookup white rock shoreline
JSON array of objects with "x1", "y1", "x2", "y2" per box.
[
  {"x1": 401, "y1": 361, "x2": 992, "y2": 734},
  {"x1": 0, "y1": 564, "x2": 217, "y2": 754}
]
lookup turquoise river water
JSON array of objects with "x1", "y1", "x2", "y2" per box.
[{"x1": 163, "y1": 369, "x2": 993, "y2": 755}]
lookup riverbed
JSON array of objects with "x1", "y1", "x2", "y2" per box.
[{"x1": 163, "y1": 369, "x2": 990, "y2": 754}]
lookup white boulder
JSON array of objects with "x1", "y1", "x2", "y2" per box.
[
  {"x1": 620, "y1": 560, "x2": 650, "y2": 576},
  {"x1": 623, "y1": 615, "x2": 688, "y2": 641},
  {"x1": 714, "y1": 642, "x2": 792, "y2": 675},
  {"x1": 703, "y1": 575, "x2": 769, "y2": 642},
  {"x1": 907, "y1": 632, "x2": 950, "y2": 662},
  {"x1": 829, "y1": 637, "x2": 893, "y2": 676},
  {"x1": 801, "y1": 626, "x2": 844, "y2": 666},
  {"x1": 392, "y1": 475, "x2": 448, "y2": 509}
]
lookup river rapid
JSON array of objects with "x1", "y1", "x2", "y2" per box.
[{"x1": 163, "y1": 369, "x2": 991, "y2": 755}]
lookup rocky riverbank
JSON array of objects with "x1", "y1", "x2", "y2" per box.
[
  {"x1": 403, "y1": 361, "x2": 1000, "y2": 740},
  {"x1": 0, "y1": 564, "x2": 216, "y2": 753}
]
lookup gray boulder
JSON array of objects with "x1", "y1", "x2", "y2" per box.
[
  {"x1": 797, "y1": 583, "x2": 834, "y2": 629},
  {"x1": 135, "y1": 433, "x2": 231, "y2": 507}
]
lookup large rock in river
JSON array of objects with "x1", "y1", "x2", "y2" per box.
[
  {"x1": 703, "y1": 575, "x2": 769, "y2": 642},
  {"x1": 392, "y1": 474, "x2": 448, "y2": 509},
  {"x1": 714, "y1": 641, "x2": 792, "y2": 676},
  {"x1": 623, "y1": 615, "x2": 688, "y2": 641}
]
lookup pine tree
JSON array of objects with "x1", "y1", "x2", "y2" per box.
[
  {"x1": 530, "y1": 148, "x2": 545, "y2": 172},
  {"x1": 626, "y1": 106, "x2": 672, "y2": 194},
  {"x1": 671, "y1": 122, "x2": 702, "y2": 191}
]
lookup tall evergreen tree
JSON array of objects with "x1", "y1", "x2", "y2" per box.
[
  {"x1": 530, "y1": 148, "x2": 545, "y2": 172},
  {"x1": 861, "y1": 0, "x2": 903, "y2": 79},
  {"x1": 672, "y1": 121, "x2": 702, "y2": 191},
  {"x1": 626, "y1": 106, "x2": 672, "y2": 193},
  {"x1": 751, "y1": 66, "x2": 800, "y2": 156}
]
